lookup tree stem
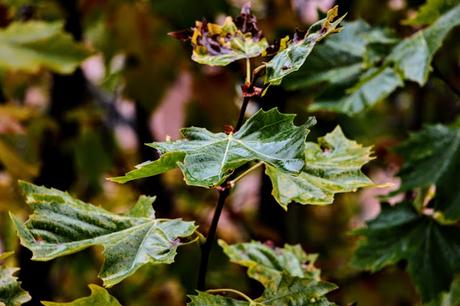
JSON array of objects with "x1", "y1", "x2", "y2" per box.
[
  {"x1": 235, "y1": 97, "x2": 250, "y2": 130},
  {"x1": 197, "y1": 188, "x2": 230, "y2": 290},
  {"x1": 197, "y1": 57, "x2": 258, "y2": 290}
]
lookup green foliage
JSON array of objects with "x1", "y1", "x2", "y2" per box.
[
  {"x1": 111, "y1": 108, "x2": 315, "y2": 187},
  {"x1": 188, "y1": 241, "x2": 337, "y2": 305},
  {"x1": 0, "y1": 252, "x2": 31, "y2": 306},
  {"x1": 4, "y1": 0, "x2": 459, "y2": 305},
  {"x1": 395, "y1": 125, "x2": 460, "y2": 221},
  {"x1": 41, "y1": 284, "x2": 121, "y2": 306},
  {"x1": 0, "y1": 21, "x2": 91, "y2": 74},
  {"x1": 352, "y1": 202, "x2": 460, "y2": 303},
  {"x1": 266, "y1": 126, "x2": 373, "y2": 209},
  {"x1": 403, "y1": 0, "x2": 458, "y2": 26},
  {"x1": 388, "y1": 4, "x2": 460, "y2": 85},
  {"x1": 188, "y1": 292, "x2": 247, "y2": 306},
  {"x1": 301, "y1": 4, "x2": 460, "y2": 115},
  {"x1": 264, "y1": 6, "x2": 346, "y2": 86},
  {"x1": 109, "y1": 152, "x2": 185, "y2": 185},
  {"x1": 11, "y1": 182, "x2": 197, "y2": 287},
  {"x1": 219, "y1": 240, "x2": 320, "y2": 286},
  {"x1": 284, "y1": 20, "x2": 397, "y2": 91},
  {"x1": 308, "y1": 66, "x2": 404, "y2": 114}
]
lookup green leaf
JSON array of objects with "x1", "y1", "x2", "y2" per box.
[
  {"x1": 0, "y1": 21, "x2": 91, "y2": 74},
  {"x1": 395, "y1": 125, "x2": 460, "y2": 221},
  {"x1": 11, "y1": 181, "x2": 197, "y2": 287},
  {"x1": 352, "y1": 202, "x2": 460, "y2": 302},
  {"x1": 283, "y1": 20, "x2": 401, "y2": 115},
  {"x1": 264, "y1": 6, "x2": 346, "y2": 86},
  {"x1": 403, "y1": 0, "x2": 458, "y2": 26},
  {"x1": 306, "y1": 5, "x2": 460, "y2": 114},
  {"x1": 266, "y1": 126, "x2": 373, "y2": 209},
  {"x1": 219, "y1": 240, "x2": 320, "y2": 289},
  {"x1": 284, "y1": 20, "x2": 397, "y2": 91},
  {"x1": 255, "y1": 275, "x2": 337, "y2": 306},
  {"x1": 41, "y1": 284, "x2": 121, "y2": 306},
  {"x1": 188, "y1": 292, "x2": 246, "y2": 306},
  {"x1": 189, "y1": 277, "x2": 336, "y2": 306},
  {"x1": 387, "y1": 4, "x2": 460, "y2": 85},
  {"x1": 0, "y1": 252, "x2": 31, "y2": 306},
  {"x1": 111, "y1": 108, "x2": 315, "y2": 188},
  {"x1": 109, "y1": 152, "x2": 185, "y2": 184},
  {"x1": 308, "y1": 65, "x2": 403, "y2": 114},
  {"x1": 189, "y1": 241, "x2": 337, "y2": 305}
]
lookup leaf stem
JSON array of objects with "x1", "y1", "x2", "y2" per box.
[
  {"x1": 206, "y1": 288, "x2": 255, "y2": 303},
  {"x1": 246, "y1": 58, "x2": 251, "y2": 84},
  {"x1": 197, "y1": 188, "x2": 230, "y2": 290},
  {"x1": 228, "y1": 161, "x2": 264, "y2": 188}
]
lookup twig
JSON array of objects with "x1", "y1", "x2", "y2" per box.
[
  {"x1": 235, "y1": 96, "x2": 251, "y2": 130},
  {"x1": 197, "y1": 188, "x2": 230, "y2": 290},
  {"x1": 206, "y1": 288, "x2": 255, "y2": 303},
  {"x1": 227, "y1": 161, "x2": 264, "y2": 188},
  {"x1": 246, "y1": 58, "x2": 251, "y2": 84},
  {"x1": 197, "y1": 56, "x2": 266, "y2": 290}
]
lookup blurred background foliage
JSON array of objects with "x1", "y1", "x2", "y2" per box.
[{"x1": 0, "y1": 0, "x2": 458, "y2": 305}]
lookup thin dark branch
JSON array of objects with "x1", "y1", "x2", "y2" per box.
[
  {"x1": 197, "y1": 59, "x2": 266, "y2": 289},
  {"x1": 197, "y1": 78, "x2": 256, "y2": 289},
  {"x1": 235, "y1": 96, "x2": 250, "y2": 130},
  {"x1": 0, "y1": 84, "x2": 5, "y2": 103},
  {"x1": 197, "y1": 188, "x2": 230, "y2": 290}
]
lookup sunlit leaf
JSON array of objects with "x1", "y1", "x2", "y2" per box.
[
  {"x1": 264, "y1": 5, "x2": 346, "y2": 86},
  {"x1": 41, "y1": 284, "x2": 121, "y2": 306},
  {"x1": 171, "y1": 3, "x2": 268, "y2": 66},
  {"x1": 11, "y1": 181, "x2": 197, "y2": 287},
  {"x1": 352, "y1": 202, "x2": 460, "y2": 302},
  {"x1": 111, "y1": 108, "x2": 315, "y2": 188},
  {"x1": 395, "y1": 125, "x2": 460, "y2": 221},
  {"x1": 266, "y1": 126, "x2": 373, "y2": 209},
  {"x1": 0, "y1": 21, "x2": 91, "y2": 74},
  {"x1": 188, "y1": 241, "x2": 337, "y2": 305},
  {"x1": 219, "y1": 240, "x2": 320, "y2": 288},
  {"x1": 0, "y1": 252, "x2": 31, "y2": 306}
]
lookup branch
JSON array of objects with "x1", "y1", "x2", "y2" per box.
[
  {"x1": 197, "y1": 188, "x2": 230, "y2": 290},
  {"x1": 197, "y1": 58, "x2": 266, "y2": 290}
]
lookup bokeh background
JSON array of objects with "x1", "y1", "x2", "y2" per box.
[{"x1": 0, "y1": 0, "x2": 459, "y2": 305}]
